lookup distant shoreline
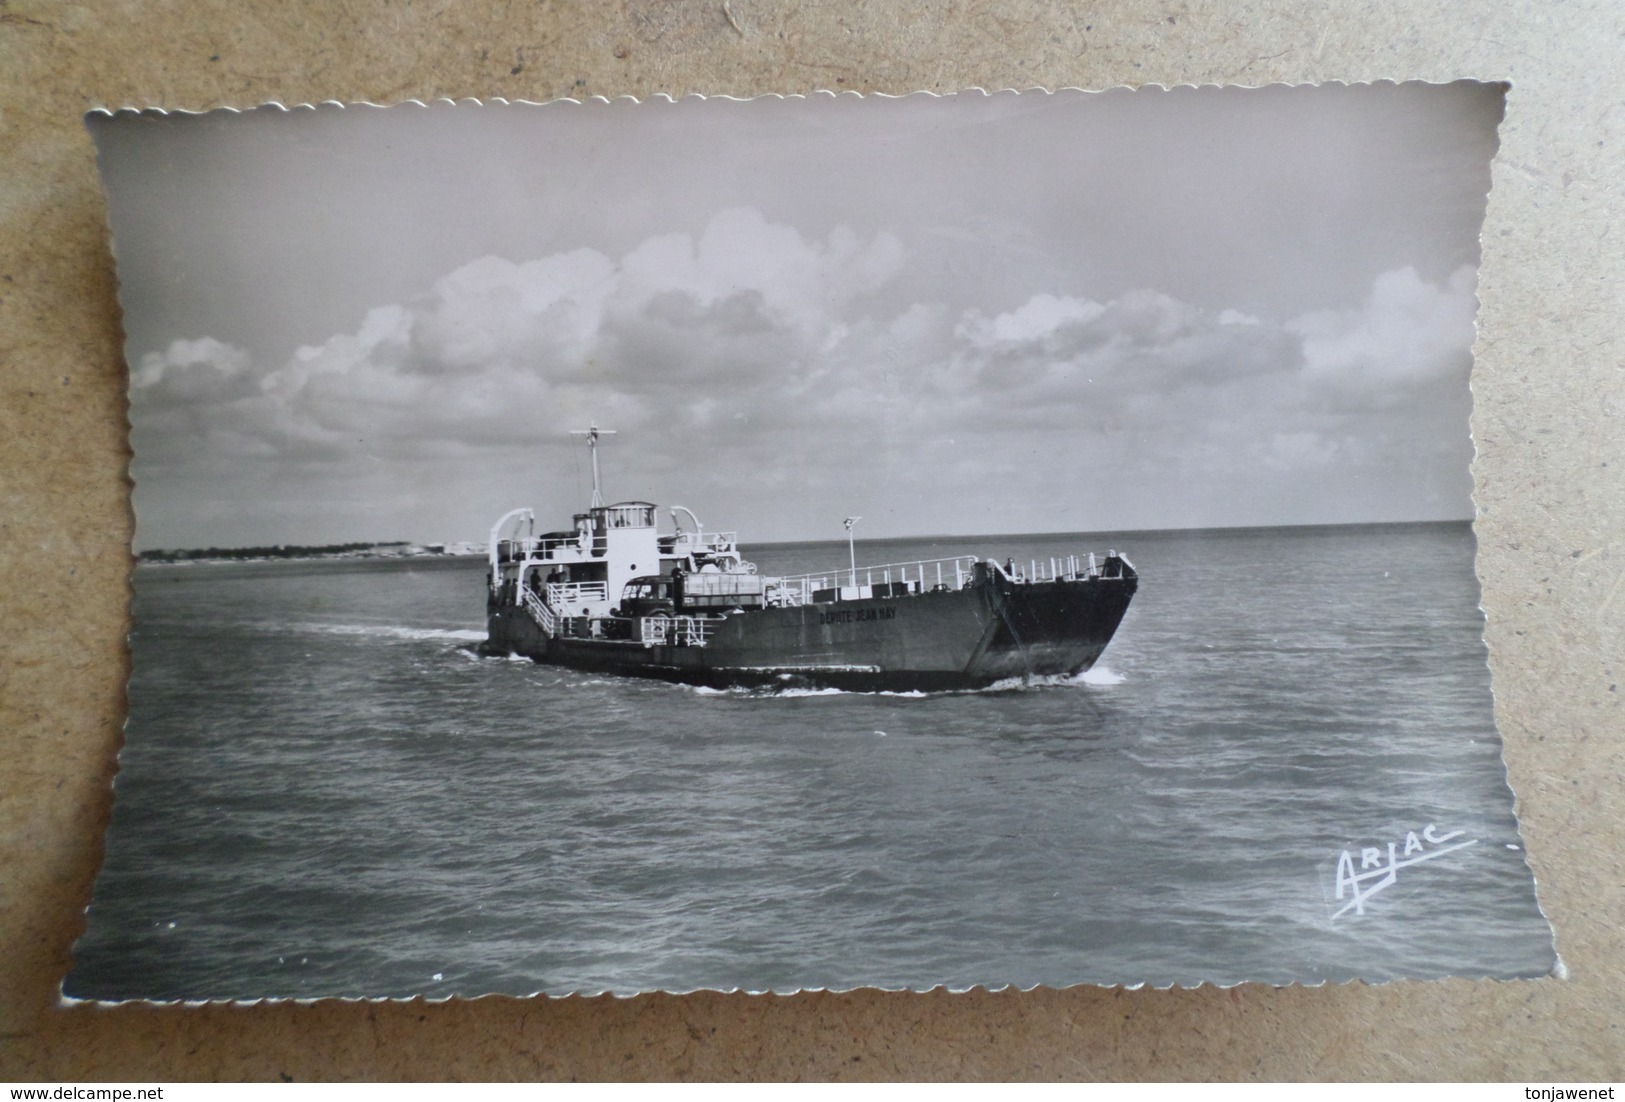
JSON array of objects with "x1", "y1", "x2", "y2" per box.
[{"x1": 135, "y1": 542, "x2": 486, "y2": 567}]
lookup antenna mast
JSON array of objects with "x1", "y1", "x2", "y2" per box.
[{"x1": 569, "y1": 422, "x2": 617, "y2": 508}]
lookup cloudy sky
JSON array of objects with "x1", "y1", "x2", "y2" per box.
[{"x1": 92, "y1": 83, "x2": 1503, "y2": 549}]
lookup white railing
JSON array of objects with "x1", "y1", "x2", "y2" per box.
[
  {"x1": 639, "y1": 615, "x2": 716, "y2": 647},
  {"x1": 532, "y1": 533, "x2": 589, "y2": 558},
  {"x1": 499, "y1": 532, "x2": 591, "y2": 564},
  {"x1": 765, "y1": 552, "x2": 1118, "y2": 605},
  {"x1": 670, "y1": 531, "x2": 740, "y2": 556},
  {"x1": 546, "y1": 581, "x2": 608, "y2": 607},
  {"x1": 993, "y1": 553, "x2": 1106, "y2": 583},
  {"x1": 521, "y1": 589, "x2": 557, "y2": 636},
  {"x1": 770, "y1": 555, "x2": 980, "y2": 605}
]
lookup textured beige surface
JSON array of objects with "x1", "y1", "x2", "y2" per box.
[{"x1": 1, "y1": 0, "x2": 1620, "y2": 1081}]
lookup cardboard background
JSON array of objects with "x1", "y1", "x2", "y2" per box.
[{"x1": 1, "y1": 0, "x2": 1618, "y2": 1080}]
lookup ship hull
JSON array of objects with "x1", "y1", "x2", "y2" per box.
[{"x1": 484, "y1": 568, "x2": 1137, "y2": 692}]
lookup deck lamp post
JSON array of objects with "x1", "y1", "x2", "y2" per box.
[{"x1": 844, "y1": 516, "x2": 861, "y2": 587}]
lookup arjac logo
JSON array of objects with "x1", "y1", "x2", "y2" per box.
[{"x1": 1330, "y1": 823, "x2": 1477, "y2": 920}]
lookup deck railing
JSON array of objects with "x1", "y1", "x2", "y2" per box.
[
  {"x1": 546, "y1": 581, "x2": 608, "y2": 608},
  {"x1": 532, "y1": 533, "x2": 589, "y2": 558},
  {"x1": 991, "y1": 553, "x2": 1103, "y2": 583},
  {"x1": 765, "y1": 552, "x2": 1116, "y2": 604},
  {"x1": 668, "y1": 531, "x2": 739, "y2": 556},
  {"x1": 769, "y1": 555, "x2": 980, "y2": 605},
  {"x1": 639, "y1": 615, "x2": 716, "y2": 647},
  {"x1": 498, "y1": 533, "x2": 591, "y2": 564},
  {"x1": 521, "y1": 589, "x2": 557, "y2": 636},
  {"x1": 775, "y1": 554, "x2": 980, "y2": 589}
]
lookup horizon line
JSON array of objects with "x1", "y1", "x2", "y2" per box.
[{"x1": 133, "y1": 515, "x2": 1475, "y2": 557}]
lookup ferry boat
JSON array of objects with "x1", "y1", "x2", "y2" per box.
[{"x1": 483, "y1": 426, "x2": 1138, "y2": 691}]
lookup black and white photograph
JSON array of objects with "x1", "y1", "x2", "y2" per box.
[{"x1": 70, "y1": 83, "x2": 1556, "y2": 1000}]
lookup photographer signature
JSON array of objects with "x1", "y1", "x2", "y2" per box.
[{"x1": 1331, "y1": 824, "x2": 1477, "y2": 920}]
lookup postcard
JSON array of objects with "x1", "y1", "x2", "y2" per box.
[{"x1": 69, "y1": 84, "x2": 1554, "y2": 999}]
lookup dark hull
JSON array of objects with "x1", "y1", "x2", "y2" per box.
[{"x1": 485, "y1": 566, "x2": 1137, "y2": 692}]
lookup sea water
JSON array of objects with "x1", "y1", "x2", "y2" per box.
[{"x1": 65, "y1": 522, "x2": 1555, "y2": 999}]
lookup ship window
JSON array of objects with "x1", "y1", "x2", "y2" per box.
[{"x1": 601, "y1": 503, "x2": 656, "y2": 529}]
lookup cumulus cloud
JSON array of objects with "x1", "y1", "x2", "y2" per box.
[
  {"x1": 939, "y1": 287, "x2": 1304, "y2": 431},
  {"x1": 959, "y1": 293, "x2": 1107, "y2": 347},
  {"x1": 1289, "y1": 265, "x2": 1478, "y2": 406},
  {"x1": 130, "y1": 209, "x2": 1480, "y2": 543},
  {"x1": 133, "y1": 337, "x2": 254, "y2": 400}
]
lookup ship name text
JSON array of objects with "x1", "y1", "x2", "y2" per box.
[{"x1": 818, "y1": 606, "x2": 898, "y2": 626}]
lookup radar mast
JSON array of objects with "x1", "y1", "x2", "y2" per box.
[{"x1": 570, "y1": 422, "x2": 617, "y2": 508}]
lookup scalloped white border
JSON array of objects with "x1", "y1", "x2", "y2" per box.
[{"x1": 85, "y1": 79, "x2": 1509, "y2": 119}]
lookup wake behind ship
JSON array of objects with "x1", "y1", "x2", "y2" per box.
[{"x1": 483, "y1": 426, "x2": 1137, "y2": 691}]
